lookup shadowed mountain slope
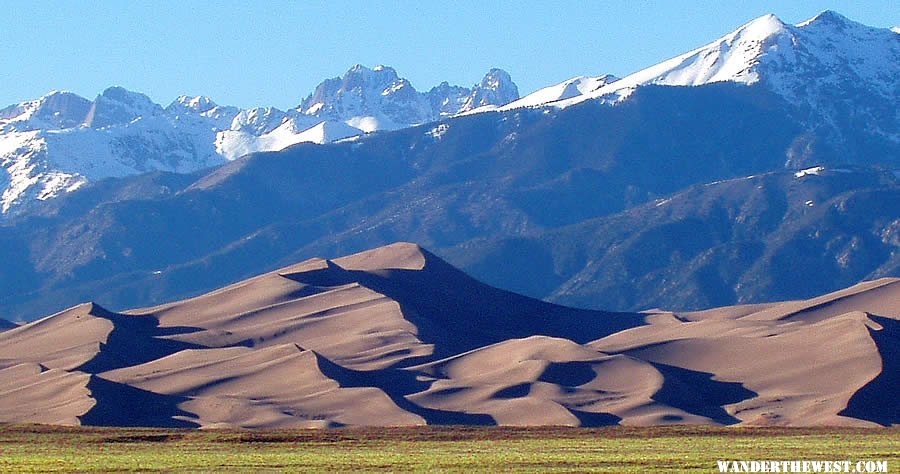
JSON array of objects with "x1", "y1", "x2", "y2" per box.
[{"x1": 448, "y1": 167, "x2": 900, "y2": 310}]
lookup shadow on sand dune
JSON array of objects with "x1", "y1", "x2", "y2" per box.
[
  {"x1": 75, "y1": 303, "x2": 202, "y2": 374},
  {"x1": 80, "y1": 376, "x2": 197, "y2": 428},
  {"x1": 649, "y1": 362, "x2": 757, "y2": 425},
  {"x1": 284, "y1": 256, "x2": 645, "y2": 359},
  {"x1": 569, "y1": 410, "x2": 622, "y2": 427},
  {"x1": 312, "y1": 350, "x2": 496, "y2": 426},
  {"x1": 840, "y1": 315, "x2": 899, "y2": 426}
]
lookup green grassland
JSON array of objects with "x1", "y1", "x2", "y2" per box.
[{"x1": 0, "y1": 425, "x2": 897, "y2": 473}]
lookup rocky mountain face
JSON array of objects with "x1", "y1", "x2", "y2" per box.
[
  {"x1": 297, "y1": 65, "x2": 519, "y2": 130},
  {"x1": 0, "y1": 66, "x2": 519, "y2": 216}
]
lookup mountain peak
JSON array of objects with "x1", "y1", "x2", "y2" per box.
[
  {"x1": 458, "y1": 68, "x2": 519, "y2": 112},
  {"x1": 543, "y1": 10, "x2": 896, "y2": 112},
  {"x1": 0, "y1": 90, "x2": 92, "y2": 131},
  {"x1": 344, "y1": 63, "x2": 399, "y2": 81},
  {"x1": 40, "y1": 89, "x2": 77, "y2": 100},
  {"x1": 84, "y1": 86, "x2": 163, "y2": 128},
  {"x1": 797, "y1": 10, "x2": 854, "y2": 28},
  {"x1": 297, "y1": 64, "x2": 518, "y2": 127},
  {"x1": 480, "y1": 68, "x2": 515, "y2": 91},
  {"x1": 170, "y1": 95, "x2": 218, "y2": 114},
  {"x1": 98, "y1": 86, "x2": 154, "y2": 104},
  {"x1": 229, "y1": 106, "x2": 287, "y2": 134},
  {"x1": 730, "y1": 13, "x2": 787, "y2": 42}
]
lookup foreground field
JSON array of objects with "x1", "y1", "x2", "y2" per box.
[{"x1": 0, "y1": 425, "x2": 897, "y2": 473}]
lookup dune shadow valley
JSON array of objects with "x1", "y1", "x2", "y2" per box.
[{"x1": 0, "y1": 242, "x2": 896, "y2": 429}]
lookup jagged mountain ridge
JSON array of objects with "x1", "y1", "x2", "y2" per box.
[
  {"x1": 296, "y1": 65, "x2": 518, "y2": 131},
  {"x1": 0, "y1": 66, "x2": 519, "y2": 215}
]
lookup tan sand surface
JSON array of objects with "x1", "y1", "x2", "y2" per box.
[{"x1": 0, "y1": 243, "x2": 894, "y2": 428}]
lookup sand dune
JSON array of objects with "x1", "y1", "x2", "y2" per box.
[
  {"x1": 0, "y1": 363, "x2": 93, "y2": 425},
  {"x1": 0, "y1": 303, "x2": 113, "y2": 371},
  {"x1": 592, "y1": 280, "x2": 900, "y2": 427},
  {"x1": 408, "y1": 336, "x2": 717, "y2": 426},
  {"x1": 0, "y1": 243, "x2": 895, "y2": 427},
  {"x1": 102, "y1": 345, "x2": 423, "y2": 428}
]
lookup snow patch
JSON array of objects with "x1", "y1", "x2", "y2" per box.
[
  {"x1": 427, "y1": 123, "x2": 450, "y2": 140},
  {"x1": 795, "y1": 166, "x2": 825, "y2": 178}
]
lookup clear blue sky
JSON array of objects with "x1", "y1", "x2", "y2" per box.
[{"x1": 1, "y1": 1, "x2": 897, "y2": 110}]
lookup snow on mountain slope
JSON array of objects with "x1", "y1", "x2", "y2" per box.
[
  {"x1": 216, "y1": 118, "x2": 362, "y2": 158},
  {"x1": 0, "y1": 67, "x2": 519, "y2": 215},
  {"x1": 503, "y1": 11, "x2": 899, "y2": 148},
  {"x1": 0, "y1": 110, "x2": 227, "y2": 213},
  {"x1": 294, "y1": 120, "x2": 363, "y2": 144},
  {"x1": 581, "y1": 12, "x2": 896, "y2": 98},
  {"x1": 166, "y1": 95, "x2": 240, "y2": 131},
  {"x1": 503, "y1": 74, "x2": 618, "y2": 109},
  {"x1": 604, "y1": 13, "x2": 790, "y2": 91},
  {"x1": 0, "y1": 91, "x2": 93, "y2": 133}
]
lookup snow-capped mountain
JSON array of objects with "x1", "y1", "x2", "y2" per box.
[
  {"x1": 457, "y1": 68, "x2": 521, "y2": 112},
  {"x1": 0, "y1": 88, "x2": 225, "y2": 214},
  {"x1": 296, "y1": 65, "x2": 520, "y2": 130},
  {"x1": 298, "y1": 65, "x2": 431, "y2": 131},
  {"x1": 0, "y1": 91, "x2": 92, "y2": 132},
  {"x1": 506, "y1": 11, "x2": 899, "y2": 155},
  {"x1": 0, "y1": 67, "x2": 519, "y2": 215}
]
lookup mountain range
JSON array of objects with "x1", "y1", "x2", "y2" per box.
[
  {"x1": 0, "y1": 243, "x2": 896, "y2": 427},
  {"x1": 0, "y1": 66, "x2": 518, "y2": 215},
  {"x1": 0, "y1": 10, "x2": 897, "y2": 325}
]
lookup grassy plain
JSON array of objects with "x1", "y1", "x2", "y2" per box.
[{"x1": 0, "y1": 424, "x2": 896, "y2": 473}]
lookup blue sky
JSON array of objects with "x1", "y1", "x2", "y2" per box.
[{"x1": 2, "y1": 1, "x2": 897, "y2": 109}]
